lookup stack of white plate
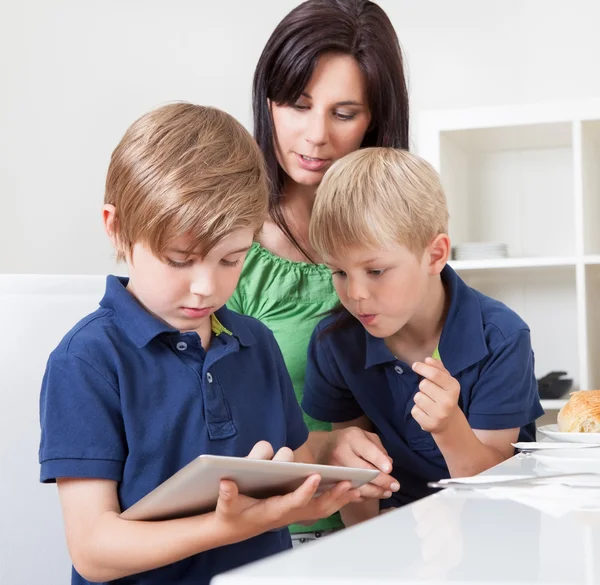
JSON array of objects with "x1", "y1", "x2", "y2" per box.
[{"x1": 453, "y1": 242, "x2": 508, "y2": 261}]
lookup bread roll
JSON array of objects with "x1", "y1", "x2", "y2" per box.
[{"x1": 557, "y1": 390, "x2": 600, "y2": 433}]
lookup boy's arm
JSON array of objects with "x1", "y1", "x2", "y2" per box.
[
  {"x1": 411, "y1": 330, "x2": 540, "y2": 477},
  {"x1": 332, "y1": 418, "x2": 381, "y2": 527},
  {"x1": 293, "y1": 418, "x2": 382, "y2": 527},
  {"x1": 58, "y1": 442, "x2": 361, "y2": 582},
  {"x1": 58, "y1": 478, "x2": 227, "y2": 582},
  {"x1": 301, "y1": 328, "x2": 399, "y2": 499}
]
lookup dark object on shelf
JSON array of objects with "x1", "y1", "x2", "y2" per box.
[{"x1": 537, "y1": 371, "x2": 573, "y2": 400}]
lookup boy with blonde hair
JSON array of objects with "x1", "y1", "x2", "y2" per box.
[
  {"x1": 39, "y1": 103, "x2": 362, "y2": 585},
  {"x1": 303, "y1": 147, "x2": 543, "y2": 524}
]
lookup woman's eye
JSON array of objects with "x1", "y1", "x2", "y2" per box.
[{"x1": 336, "y1": 112, "x2": 357, "y2": 121}]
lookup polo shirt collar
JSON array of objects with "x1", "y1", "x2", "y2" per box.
[
  {"x1": 362, "y1": 265, "x2": 488, "y2": 374},
  {"x1": 364, "y1": 334, "x2": 396, "y2": 369},
  {"x1": 211, "y1": 304, "x2": 256, "y2": 347},
  {"x1": 100, "y1": 276, "x2": 255, "y2": 348},
  {"x1": 437, "y1": 265, "x2": 488, "y2": 375}
]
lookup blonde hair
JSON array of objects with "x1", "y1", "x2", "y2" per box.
[
  {"x1": 310, "y1": 147, "x2": 448, "y2": 258},
  {"x1": 105, "y1": 103, "x2": 269, "y2": 261}
]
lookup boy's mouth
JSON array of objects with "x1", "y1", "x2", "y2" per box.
[
  {"x1": 357, "y1": 313, "x2": 376, "y2": 325},
  {"x1": 181, "y1": 307, "x2": 212, "y2": 319}
]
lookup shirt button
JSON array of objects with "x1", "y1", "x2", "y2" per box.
[
  {"x1": 206, "y1": 372, "x2": 213, "y2": 383},
  {"x1": 394, "y1": 365, "x2": 403, "y2": 375},
  {"x1": 176, "y1": 341, "x2": 188, "y2": 351}
]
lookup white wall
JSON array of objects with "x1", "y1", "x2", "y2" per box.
[{"x1": 2, "y1": 0, "x2": 600, "y2": 275}]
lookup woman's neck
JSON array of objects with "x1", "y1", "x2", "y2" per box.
[{"x1": 259, "y1": 178, "x2": 322, "y2": 263}]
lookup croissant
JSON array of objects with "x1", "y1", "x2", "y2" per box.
[{"x1": 557, "y1": 390, "x2": 600, "y2": 433}]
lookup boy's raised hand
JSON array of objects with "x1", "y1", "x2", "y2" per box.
[
  {"x1": 214, "y1": 441, "x2": 360, "y2": 540},
  {"x1": 411, "y1": 357, "x2": 461, "y2": 434}
]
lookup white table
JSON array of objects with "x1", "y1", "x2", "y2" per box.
[{"x1": 212, "y1": 454, "x2": 600, "y2": 585}]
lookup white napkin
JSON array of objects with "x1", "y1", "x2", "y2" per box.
[{"x1": 480, "y1": 483, "x2": 600, "y2": 517}]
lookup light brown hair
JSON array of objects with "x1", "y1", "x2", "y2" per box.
[
  {"x1": 105, "y1": 103, "x2": 269, "y2": 261},
  {"x1": 310, "y1": 147, "x2": 448, "y2": 258}
]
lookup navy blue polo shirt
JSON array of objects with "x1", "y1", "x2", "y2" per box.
[
  {"x1": 39, "y1": 276, "x2": 308, "y2": 585},
  {"x1": 302, "y1": 265, "x2": 543, "y2": 507}
]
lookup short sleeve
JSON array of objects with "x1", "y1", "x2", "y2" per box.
[
  {"x1": 302, "y1": 326, "x2": 363, "y2": 423},
  {"x1": 267, "y1": 332, "x2": 309, "y2": 450},
  {"x1": 467, "y1": 329, "x2": 543, "y2": 430},
  {"x1": 39, "y1": 351, "x2": 126, "y2": 483}
]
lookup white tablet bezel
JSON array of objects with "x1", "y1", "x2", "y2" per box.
[{"x1": 120, "y1": 455, "x2": 379, "y2": 521}]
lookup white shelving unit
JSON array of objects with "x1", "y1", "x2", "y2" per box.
[{"x1": 418, "y1": 100, "x2": 600, "y2": 411}]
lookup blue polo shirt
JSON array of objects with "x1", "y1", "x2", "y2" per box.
[
  {"x1": 39, "y1": 276, "x2": 308, "y2": 585},
  {"x1": 302, "y1": 265, "x2": 543, "y2": 507}
]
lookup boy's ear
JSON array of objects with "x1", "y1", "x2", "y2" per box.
[
  {"x1": 102, "y1": 204, "x2": 118, "y2": 243},
  {"x1": 102, "y1": 204, "x2": 126, "y2": 259},
  {"x1": 427, "y1": 233, "x2": 451, "y2": 276}
]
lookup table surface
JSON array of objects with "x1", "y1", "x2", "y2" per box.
[{"x1": 212, "y1": 454, "x2": 600, "y2": 585}]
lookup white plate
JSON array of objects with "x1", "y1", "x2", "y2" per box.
[
  {"x1": 533, "y1": 449, "x2": 600, "y2": 475},
  {"x1": 537, "y1": 423, "x2": 600, "y2": 444}
]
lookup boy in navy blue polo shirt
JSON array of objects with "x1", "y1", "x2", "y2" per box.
[
  {"x1": 303, "y1": 147, "x2": 544, "y2": 525},
  {"x1": 38, "y1": 104, "x2": 362, "y2": 585}
]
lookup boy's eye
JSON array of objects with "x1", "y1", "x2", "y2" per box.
[
  {"x1": 166, "y1": 258, "x2": 192, "y2": 269},
  {"x1": 220, "y1": 258, "x2": 241, "y2": 267},
  {"x1": 331, "y1": 270, "x2": 347, "y2": 278},
  {"x1": 368, "y1": 269, "x2": 386, "y2": 276}
]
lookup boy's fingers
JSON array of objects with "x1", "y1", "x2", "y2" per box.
[
  {"x1": 413, "y1": 391, "x2": 436, "y2": 416},
  {"x1": 315, "y1": 482, "x2": 361, "y2": 515},
  {"x1": 273, "y1": 446, "x2": 294, "y2": 462},
  {"x1": 216, "y1": 479, "x2": 241, "y2": 515},
  {"x1": 286, "y1": 474, "x2": 321, "y2": 509},
  {"x1": 218, "y1": 479, "x2": 238, "y2": 500},
  {"x1": 411, "y1": 404, "x2": 429, "y2": 427},
  {"x1": 417, "y1": 379, "x2": 443, "y2": 401},
  {"x1": 357, "y1": 479, "x2": 396, "y2": 499},
  {"x1": 424, "y1": 356, "x2": 448, "y2": 372},
  {"x1": 413, "y1": 362, "x2": 457, "y2": 391},
  {"x1": 246, "y1": 441, "x2": 274, "y2": 460},
  {"x1": 352, "y1": 432, "x2": 393, "y2": 474}
]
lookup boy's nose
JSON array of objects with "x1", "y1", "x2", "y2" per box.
[
  {"x1": 189, "y1": 273, "x2": 216, "y2": 298},
  {"x1": 346, "y1": 280, "x2": 368, "y2": 301}
]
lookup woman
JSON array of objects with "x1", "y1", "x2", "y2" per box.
[{"x1": 228, "y1": 0, "x2": 409, "y2": 544}]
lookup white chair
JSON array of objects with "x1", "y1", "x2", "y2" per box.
[{"x1": 0, "y1": 274, "x2": 108, "y2": 584}]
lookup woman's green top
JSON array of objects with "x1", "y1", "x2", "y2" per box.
[{"x1": 227, "y1": 242, "x2": 344, "y2": 533}]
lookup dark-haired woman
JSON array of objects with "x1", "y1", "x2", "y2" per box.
[{"x1": 228, "y1": 0, "x2": 408, "y2": 542}]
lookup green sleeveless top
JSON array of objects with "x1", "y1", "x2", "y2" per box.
[{"x1": 227, "y1": 242, "x2": 344, "y2": 533}]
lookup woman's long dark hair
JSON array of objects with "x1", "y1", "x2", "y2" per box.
[{"x1": 253, "y1": 0, "x2": 410, "y2": 262}]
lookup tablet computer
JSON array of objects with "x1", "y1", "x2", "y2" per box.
[{"x1": 120, "y1": 454, "x2": 379, "y2": 521}]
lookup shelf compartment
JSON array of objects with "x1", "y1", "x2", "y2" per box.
[
  {"x1": 582, "y1": 120, "x2": 600, "y2": 255},
  {"x1": 584, "y1": 264, "x2": 600, "y2": 390},
  {"x1": 459, "y1": 266, "x2": 579, "y2": 390},
  {"x1": 439, "y1": 121, "x2": 575, "y2": 259}
]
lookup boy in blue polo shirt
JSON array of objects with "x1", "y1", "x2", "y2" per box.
[
  {"x1": 303, "y1": 147, "x2": 544, "y2": 525},
  {"x1": 38, "y1": 104, "x2": 362, "y2": 585}
]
